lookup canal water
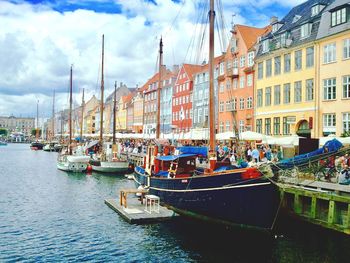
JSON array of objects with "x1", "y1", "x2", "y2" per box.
[{"x1": 1, "y1": 143, "x2": 350, "y2": 262}]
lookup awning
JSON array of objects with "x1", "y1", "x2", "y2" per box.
[
  {"x1": 86, "y1": 140, "x2": 99, "y2": 149},
  {"x1": 156, "y1": 153, "x2": 197, "y2": 161}
]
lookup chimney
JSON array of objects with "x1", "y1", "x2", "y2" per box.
[{"x1": 270, "y1": 16, "x2": 278, "y2": 25}]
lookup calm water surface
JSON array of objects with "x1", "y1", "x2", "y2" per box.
[{"x1": 1, "y1": 143, "x2": 350, "y2": 262}]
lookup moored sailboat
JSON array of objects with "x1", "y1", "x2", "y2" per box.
[
  {"x1": 133, "y1": 0, "x2": 279, "y2": 231},
  {"x1": 90, "y1": 35, "x2": 130, "y2": 174},
  {"x1": 57, "y1": 65, "x2": 90, "y2": 172}
]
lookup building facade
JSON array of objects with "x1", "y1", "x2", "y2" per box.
[
  {"x1": 316, "y1": 0, "x2": 350, "y2": 136},
  {"x1": 0, "y1": 115, "x2": 35, "y2": 136},
  {"x1": 255, "y1": 0, "x2": 333, "y2": 138}
]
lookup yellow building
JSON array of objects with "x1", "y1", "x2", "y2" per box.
[
  {"x1": 116, "y1": 96, "x2": 128, "y2": 131},
  {"x1": 254, "y1": 1, "x2": 334, "y2": 138},
  {"x1": 316, "y1": 0, "x2": 350, "y2": 137}
]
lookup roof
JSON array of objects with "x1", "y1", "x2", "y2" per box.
[
  {"x1": 140, "y1": 67, "x2": 175, "y2": 93},
  {"x1": 182, "y1": 64, "x2": 202, "y2": 81},
  {"x1": 235, "y1": 24, "x2": 271, "y2": 50}
]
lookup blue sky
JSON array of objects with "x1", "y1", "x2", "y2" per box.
[{"x1": 0, "y1": 0, "x2": 303, "y2": 117}]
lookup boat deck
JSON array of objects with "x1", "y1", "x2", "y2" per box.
[{"x1": 105, "y1": 195, "x2": 178, "y2": 224}]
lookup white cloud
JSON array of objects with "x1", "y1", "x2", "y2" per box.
[{"x1": 0, "y1": 0, "x2": 294, "y2": 117}]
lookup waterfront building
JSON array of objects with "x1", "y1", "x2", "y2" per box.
[
  {"x1": 172, "y1": 64, "x2": 201, "y2": 134},
  {"x1": 132, "y1": 90, "x2": 144, "y2": 133},
  {"x1": 115, "y1": 95, "x2": 129, "y2": 132},
  {"x1": 254, "y1": 0, "x2": 333, "y2": 138},
  {"x1": 316, "y1": 0, "x2": 350, "y2": 136},
  {"x1": 125, "y1": 93, "x2": 135, "y2": 132},
  {"x1": 218, "y1": 24, "x2": 270, "y2": 135},
  {"x1": 82, "y1": 95, "x2": 99, "y2": 134},
  {"x1": 0, "y1": 115, "x2": 35, "y2": 136},
  {"x1": 192, "y1": 56, "x2": 222, "y2": 132},
  {"x1": 160, "y1": 66, "x2": 178, "y2": 135}
]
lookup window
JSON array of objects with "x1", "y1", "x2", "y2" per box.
[
  {"x1": 274, "y1": 85, "x2": 281, "y2": 105},
  {"x1": 306, "y1": 79, "x2": 314, "y2": 101},
  {"x1": 219, "y1": 62, "x2": 225, "y2": 75},
  {"x1": 257, "y1": 89, "x2": 263, "y2": 107},
  {"x1": 266, "y1": 59, "x2": 272, "y2": 77},
  {"x1": 323, "y1": 43, "x2": 336, "y2": 63},
  {"x1": 323, "y1": 113, "x2": 336, "y2": 134},
  {"x1": 193, "y1": 109, "x2": 197, "y2": 123},
  {"x1": 311, "y1": 4, "x2": 324, "y2": 17},
  {"x1": 273, "y1": 117, "x2": 280, "y2": 135},
  {"x1": 226, "y1": 121, "x2": 230, "y2": 132},
  {"x1": 247, "y1": 74, "x2": 253, "y2": 87},
  {"x1": 300, "y1": 23, "x2": 311, "y2": 39},
  {"x1": 262, "y1": 40, "x2": 269, "y2": 53},
  {"x1": 294, "y1": 81, "x2": 302, "y2": 103},
  {"x1": 265, "y1": 118, "x2": 271, "y2": 135},
  {"x1": 239, "y1": 98, "x2": 245, "y2": 110},
  {"x1": 240, "y1": 56, "x2": 245, "y2": 67},
  {"x1": 295, "y1": 50, "x2": 302, "y2": 70},
  {"x1": 343, "y1": 112, "x2": 350, "y2": 133},
  {"x1": 239, "y1": 120, "x2": 245, "y2": 133},
  {"x1": 283, "y1": 83, "x2": 291, "y2": 104},
  {"x1": 284, "y1": 53, "x2": 291, "y2": 73},
  {"x1": 274, "y1": 56, "x2": 281, "y2": 75},
  {"x1": 247, "y1": 97, "x2": 253, "y2": 109},
  {"x1": 219, "y1": 101, "x2": 224, "y2": 112},
  {"x1": 247, "y1": 52, "x2": 254, "y2": 67},
  {"x1": 323, "y1": 78, "x2": 336, "y2": 100},
  {"x1": 226, "y1": 80, "x2": 231, "y2": 90},
  {"x1": 226, "y1": 101, "x2": 230, "y2": 111},
  {"x1": 240, "y1": 76, "x2": 245, "y2": 88},
  {"x1": 258, "y1": 62, "x2": 263, "y2": 79},
  {"x1": 265, "y1": 87, "x2": 271, "y2": 106},
  {"x1": 343, "y1": 75, "x2": 350, "y2": 99},
  {"x1": 219, "y1": 122, "x2": 224, "y2": 133},
  {"x1": 331, "y1": 8, "x2": 347, "y2": 27},
  {"x1": 306, "y1": 47, "x2": 314, "y2": 67},
  {"x1": 233, "y1": 79, "x2": 238, "y2": 89},
  {"x1": 344, "y1": 38, "x2": 350, "y2": 59},
  {"x1": 233, "y1": 98, "x2": 237, "y2": 110},
  {"x1": 219, "y1": 83, "x2": 224, "y2": 93},
  {"x1": 198, "y1": 108, "x2": 202, "y2": 123},
  {"x1": 283, "y1": 117, "x2": 290, "y2": 135},
  {"x1": 233, "y1": 58, "x2": 238, "y2": 68},
  {"x1": 256, "y1": 119, "x2": 262, "y2": 133}
]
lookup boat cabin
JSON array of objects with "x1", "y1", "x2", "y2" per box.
[{"x1": 153, "y1": 154, "x2": 197, "y2": 178}]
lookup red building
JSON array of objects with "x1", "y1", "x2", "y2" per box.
[{"x1": 172, "y1": 64, "x2": 202, "y2": 134}]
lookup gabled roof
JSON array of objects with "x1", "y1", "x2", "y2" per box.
[
  {"x1": 182, "y1": 64, "x2": 202, "y2": 81},
  {"x1": 194, "y1": 54, "x2": 225, "y2": 74},
  {"x1": 140, "y1": 68, "x2": 174, "y2": 93},
  {"x1": 235, "y1": 24, "x2": 271, "y2": 50}
]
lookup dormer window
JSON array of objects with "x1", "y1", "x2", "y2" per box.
[
  {"x1": 331, "y1": 7, "x2": 349, "y2": 27},
  {"x1": 262, "y1": 39, "x2": 269, "y2": 53},
  {"x1": 300, "y1": 23, "x2": 312, "y2": 39},
  {"x1": 272, "y1": 22, "x2": 283, "y2": 33},
  {"x1": 292, "y1": 15, "x2": 301, "y2": 23},
  {"x1": 311, "y1": 4, "x2": 325, "y2": 17},
  {"x1": 231, "y1": 38, "x2": 237, "y2": 53}
]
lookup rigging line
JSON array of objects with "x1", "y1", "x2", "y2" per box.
[
  {"x1": 215, "y1": 16, "x2": 224, "y2": 54},
  {"x1": 217, "y1": 0, "x2": 229, "y2": 51},
  {"x1": 195, "y1": 3, "x2": 208, "y2": 65},
  {"x1": 163, "y1": 0, "x2": 186, "y2": 37},
  {"x1": 190, "y1": 0, "x2": 207, "y2": 64}
]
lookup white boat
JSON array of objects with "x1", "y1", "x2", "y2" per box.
[
  {"x1": 90, "y1": 35, "x2": 130, "y2": 174},
  {"x1": 57, "y1": 154, "x2": 90, "y2": 172}
]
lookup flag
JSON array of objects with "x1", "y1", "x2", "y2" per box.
[{"x1": 180, "y1": 106, "x2": 185, "y2": 121}]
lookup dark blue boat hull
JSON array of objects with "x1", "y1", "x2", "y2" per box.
[{"x1": 134, "y1": 168, "x2": 279, "y2": 230}]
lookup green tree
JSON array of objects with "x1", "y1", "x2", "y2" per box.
[
  {"x1": 31, "y1": 128, "x2": 42, "y2": 137},
  {"x1": 0, "y1": 128, "x2": 8, "y2": 136}
]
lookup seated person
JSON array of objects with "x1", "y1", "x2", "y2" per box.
[{"x1": 338, "y1": 165, "x2": 350, "y2": 185}]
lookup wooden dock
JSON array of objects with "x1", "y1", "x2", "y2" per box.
[
  {"x1": 105, "y1": 196, "x2": 178, "y2": 224},
  {"x1": 278, "y1": 176, "x2": 350, "y2": 235}
]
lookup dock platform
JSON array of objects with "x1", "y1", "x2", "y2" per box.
[{"x1": 105, "y1": 196, "x2": 178, "y2": 224}]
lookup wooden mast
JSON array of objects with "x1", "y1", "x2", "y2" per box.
[
  {"x1": 99, "y1": 34, "x2": 105, "y2": 144},
  {"x1": 113, "y1": 81, "x2": 117, "y2": 145},
  {"x1": 80, "y1": 88, "x2": 84, "y2": 140},
  {"x1": 208, "y1": 0, "x2": 216, "y2": 171},
  {"x1": 156, "y1": 37, "x2": 163, "y2": 139},
  {"x1": 36, "y1": 100, "x2": 39, "y2": 141},
  {"x1": 52, "y1": 89, "x2": 55, "y2": 140},
  {"x1": 69, "y1": 65, "x2": 73, "y2": 155}
]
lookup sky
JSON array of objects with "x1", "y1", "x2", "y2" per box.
[{"x1": 0, "y1": 0, "x2": 305, "y2": 118}]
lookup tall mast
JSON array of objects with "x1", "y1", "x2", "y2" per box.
[
  {"x1": 52, "y1": 89, "x2": 55, "y2": 140},
  {"x1": 69, "y1": 65, "x2": 73, "y2": 155},
  {"x1": 99, "y1": 34, "x2": 105, "y2": 144},
  {"x1": 80, "y1": 88, "x2": 85, "y2": 140},
  {"x1": 156, "y1": 37, "x2": 163, "y2": 139},
  {"x1": 113, "y1": 81, "x2": 117, "y2": 145},
  {"x1": 208, "y1": 0, "x2": 216, "y2": 170},
  {"x1": 36, "y1": 100, "x2": 39, "y2": 141}
]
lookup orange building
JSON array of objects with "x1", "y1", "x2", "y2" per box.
[{"x1": 218, "y1": 24, "x2": 270, "y2": 134}]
